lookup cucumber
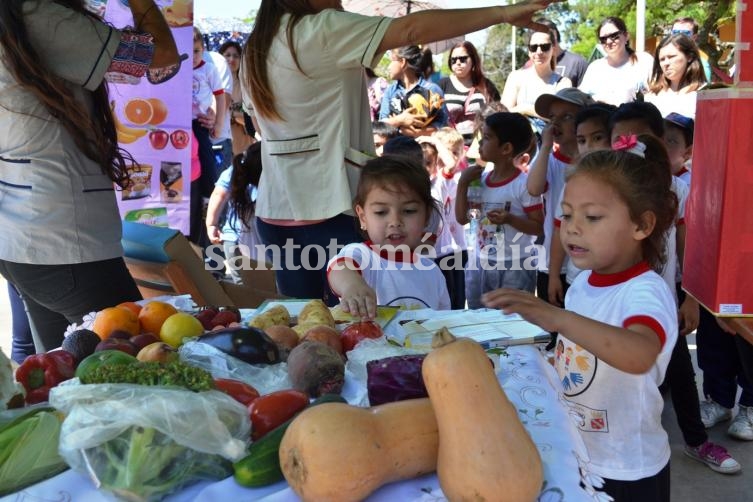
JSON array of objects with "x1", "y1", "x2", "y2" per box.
[{"x1": 233, "y1": 393, "x2": 347, "y2": 487}]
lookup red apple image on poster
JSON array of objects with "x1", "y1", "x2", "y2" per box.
[
  {"x1": 170, "y1": 129, "x2": 190, "y2": 149},
  {"x1": 149, "y1": 129, "x2": 169, "y2": 150}
]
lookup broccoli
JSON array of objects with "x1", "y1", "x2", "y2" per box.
[{"x1": 79, "y1": 360, "x2": 215, "y2": 392}]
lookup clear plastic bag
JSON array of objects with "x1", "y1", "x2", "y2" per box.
[
  {"x1": 49, "y1": 381, "x2": 250, "y2": 501},
  {"x1": 179, "y1": 340, "x2": 291, "y2": 395}
]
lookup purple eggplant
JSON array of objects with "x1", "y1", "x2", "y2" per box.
[{"x1": 197, "y1": 326, "x2": 281, "y2": 365}]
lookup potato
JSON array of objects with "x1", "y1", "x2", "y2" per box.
[
  {"x1": 249, "y1": 305, "x2": 291, "y2": 330},
  {"x1": 293, "y1": 322, "x2": 325, "y2": 338},
  {"x1": 298, "y1": 300, "x2": 335, "y2": 328}
]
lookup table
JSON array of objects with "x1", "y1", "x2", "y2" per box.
[{"x1": 3, "y1": 311, "x2": 606, "y2": 501}]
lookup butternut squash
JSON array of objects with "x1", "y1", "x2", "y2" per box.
[
  {"x1": 279, "y1": 399, "x2": 438, "y2": 501},
  {"x1": 422, "y1": 329, "x2": 543, "y2": 501}
]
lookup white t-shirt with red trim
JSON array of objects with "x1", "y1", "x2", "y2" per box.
[
  {"x1": 432, "y1": 172, "x2": 466, "y2": 257},
  {"x1": 659, "y1": 176, "x2": 689, "y2": 295},
  {"x1": 534, "y1": 148, "x2": 574, "y2": 273},
  {"x1": 192, "y1": 59, "x2": 224, "y2": 118},
  {"x1": 556, "y1": 261, "x2": 678, "y2": 481},
  {"x1": 476, "y1": 170, "x2": 543, "y2": 262},
  {"x1": 327, "y1": 242, "x2": 451, "y2": 310},
  {"x1": 675, "y1": 166, "x2": 692, "y2": 187}
]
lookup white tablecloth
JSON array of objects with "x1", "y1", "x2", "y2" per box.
[{"x1": 2, "y1": 342, "x2": 607, "y2": 502}]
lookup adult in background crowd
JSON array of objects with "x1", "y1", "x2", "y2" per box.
[
  {"x1": 379, "y1": 45, "x2": 448, "y2": 137},
  {"x1": 0, "y1": 0, "x2": 179, "y2": 351},
  {"x1": 671, "y1": 17, "x2": 712, "y2": 82},
  {"x1": 535, "y1": 18, "x2": 588, "y2": 87},
  {"x1": 241, "y1": 0, "x2": 561, "y2": 303},
  {"x1": 438, "y1": 41, "x2": 500, "y2": 145},
  {"x1": 645, "y1": 34, "x2": 706, "y2": 119},
  {"x1": 220, "y1": 41, "x2": 256, "y2": 156},
  {"x1": 579, "y1": 16, "x2": 653, "y2": 106},
  {"x1": 502, "y1": 28, "x2": 572, "y2": 118}
]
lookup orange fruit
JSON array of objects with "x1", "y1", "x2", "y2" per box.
[
  {"x1": 117, "y1": 301, "x2": 142, "y2": 316},
  {"x1": 159, "y1": 313, "x2": 204, "y2": 347},
  {"x1": 124, "y1": 98, "x2": 153, "y2": 126},
  {"x1": 147, "y1": 98, "x2": 169, "y2": 125},
  {"x1": 138, "y1": 301, "x2": 179, "y2": 335},
  {"x1": 91, "y1": 307, "x2": 140, "y2": 340}
]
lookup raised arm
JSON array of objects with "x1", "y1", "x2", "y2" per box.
[
  {"x1": 128, "y1": 0, "x2": 179, "y2": 68},
  {"x1": 376, "y1": 1, "x2": 561, "y2": 54}
]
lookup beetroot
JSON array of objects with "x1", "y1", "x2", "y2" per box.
[{"x1": 287, "y1": 341, "x2": 345, "y2": 397}]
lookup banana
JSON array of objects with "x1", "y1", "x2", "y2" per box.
[{"x1": 110, "y1": 100, "x2": 148, "y2": 142}]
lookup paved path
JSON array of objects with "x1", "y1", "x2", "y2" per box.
[{"x1": 0, "y1": 277, "x2": 750, "y2": 500}]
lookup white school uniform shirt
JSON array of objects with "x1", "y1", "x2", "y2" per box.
[
  {"x1": 476, "y1": 170, "x2": 543, "y2": 262},
  {"x1": 241, "y1": 10, "x2": 392, "y2": 221},
  {"x1": 431, "y1": 172, "x2": 466, "y2": 257},
  {"x1": 533, "y1": 148, "x2": 573, "y2": 274},
  {"x1": 675, "y1": 166, "x2": 692, "y2": 187},
  {"x1": 193, "y1": 59, "x2": 224, "y2": 118},
  {"x1": 662, "y1": 176, "x2": 688, "y2": 288},
  {"x1": 327, "y1": 242, "x2": 450, "y2": 311},
  {"x1": 0, "y1": 0, "x2": 124, "y2": 264},
  {"x1": 557, "y1": 262, "x2": 678, "y2": 481},
  {"x1": 204, "y1": 51, "x2": 233, "y2": 143},
  {"x1": 579, "y1": 52, "x2": 654, "y2": 106}
]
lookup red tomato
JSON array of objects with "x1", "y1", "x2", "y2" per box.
[
  {"x1": 248, "y1": 389, "x2": 309, "y2": 440},
  {"x1": 213, "y1": 378, "x2": 260, "y2": 407},
  {"x1": 341, "y1": 321, "x2": 383, "y2": 352}
]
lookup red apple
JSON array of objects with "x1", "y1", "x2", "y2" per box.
[
  {"x1": 170, "y1": 129, "x2": 190, "y2": 149},
  {"x1": 341, "y1": 321, "x2": 383, "y2": 352},
  {"x1": 149, "y1": 129, "x2": 169, "y2": 150},
  {"x1": 130, "y1": 333, "x2": 159, "y2": 351},
  {"x1": 95, "y1": 337, "x2": 138, "y2": 356}
]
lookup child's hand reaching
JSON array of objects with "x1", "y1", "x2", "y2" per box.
[
  {"x1": 339, "y1": 280, "x2": 378, "y2": 321},
  {"x1": 482, "y1": 288, "x2": 562, "y2": 333}
]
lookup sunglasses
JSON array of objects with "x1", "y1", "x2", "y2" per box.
[
  {"x1": 450, "y1": 55, "x2": 469, "y2": 65},
  {"x1": 671, "y1": 29, "x2": 693, "y2": 37},
  {"x1": 528, "y1": 43, "x2": 552, "y2": 53},
  {"x1": 598, "y1": 31, "x2": 623, "y2": 44}
]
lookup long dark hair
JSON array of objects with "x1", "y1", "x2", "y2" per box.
[
  {"x1": 0, "y1": 0, "x2": 132, "y2": 185},
  {"x1": 243, "y1": 0, "x2": 317, "y2": 121},
  {"x1": 598, "y1": 17, "x2": 638, "y2": 65},
  {"x1": 648, "y1": 34, "x2": 706, "y2": 94},
  {"x1": 447, "y1": 41, "x2": 494, "y2": 101},
  {"x1": 229, "y1": 142, "x2": 262, "y2": 230}
]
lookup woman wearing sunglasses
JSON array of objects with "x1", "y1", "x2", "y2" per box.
[
  {"x1": 438, "y1": 41, "x2": 500, "y2": 145},
  {"x1": 501, "y1": 29, "x2": 571, "y2": 118},
  {"x1": 240, "y1": 0, "x2": 561, "y2": 303},
  {"x1": 579, "y1": 17, "x2": 654, "y2": 106},
  {"x1": 644, "y1": 34, "x2": 706, "y2": 119}
]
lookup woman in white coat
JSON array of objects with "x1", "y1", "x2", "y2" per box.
[{"x1": 240, "y1": 0, "x2": 560, "y2": 303}]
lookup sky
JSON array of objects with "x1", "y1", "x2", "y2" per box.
[{"x1": 194, "y1": 0, "x2": 510, "y2": 47}]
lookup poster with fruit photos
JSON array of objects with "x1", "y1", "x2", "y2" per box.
[{"x1": 100, "y1": 0, "x2": 193, "y2": 234}]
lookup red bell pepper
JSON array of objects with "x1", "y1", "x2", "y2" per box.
[
  {"x1": 214, "y1": 378, "x2": 260, "y2": 407},
  {"x1": 15, "y1": 350, "x2": 76, "y2": 404}
]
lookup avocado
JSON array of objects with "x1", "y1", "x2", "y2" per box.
[
  {"x1": 61, "y1": 329, "x2": 101, "y2": 363},
  {"x1": 75, "y1": 350, "x2": 137, "y2": 380}
]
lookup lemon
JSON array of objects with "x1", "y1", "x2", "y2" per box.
[{"x1": 159, "y1": 312, "x2": 204, "y2": 347}]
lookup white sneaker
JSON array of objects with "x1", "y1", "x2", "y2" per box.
[
  {"x1": 728, "y1": 405, "x2": 753, "y2": 441},
  {"x1": 700, "y1": 399, "x2": 733, "y2": 428}
]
